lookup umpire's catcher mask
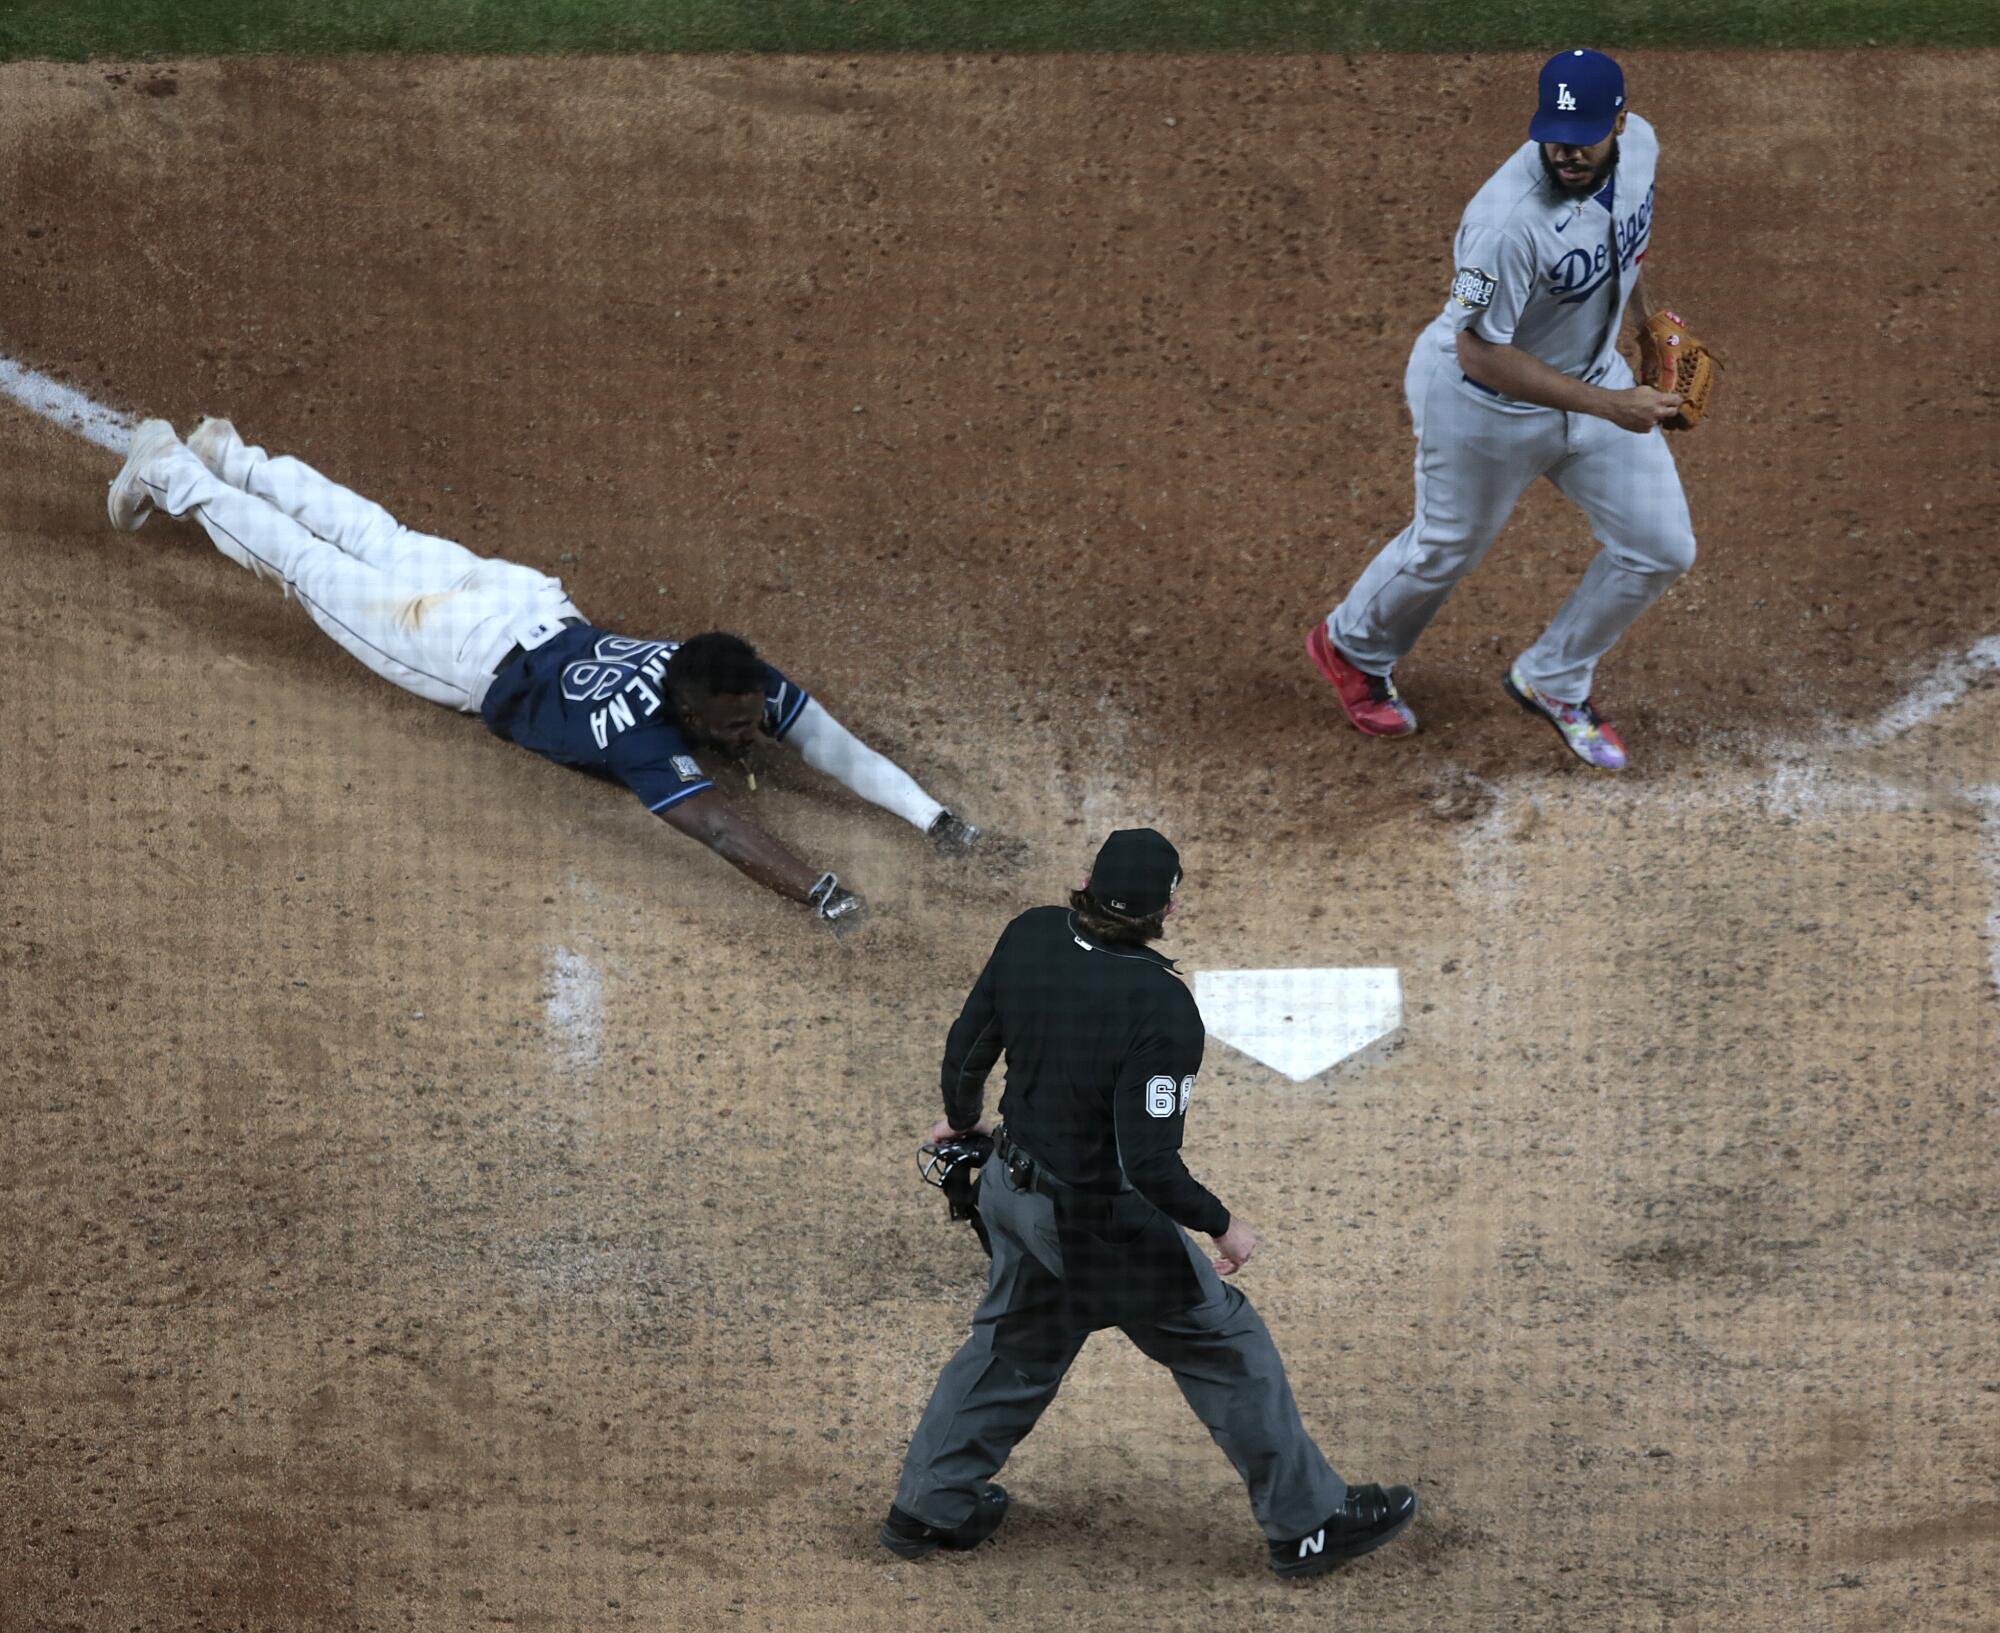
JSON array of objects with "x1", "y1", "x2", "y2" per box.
[{"x1": 917, "y1": 1133, "x2": 994, "y2": 1256}]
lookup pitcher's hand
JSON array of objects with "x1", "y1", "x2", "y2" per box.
[{"x1": 1601, "y1": 385, "x2": 1683, "y2": 433}]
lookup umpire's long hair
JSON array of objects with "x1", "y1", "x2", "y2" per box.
[{"x1": 1069, "y1": 889, "x2": 1168, "y2": 947}]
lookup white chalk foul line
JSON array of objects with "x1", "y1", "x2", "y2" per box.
[
  {"x1": 0, "y1": 356, "x2": 134, "y2": 452},
  {"x1": 1855, "y1": 634, "x2": 2000, "y2": 747},
  {"x1": 544, "y1": 945, "x2": 605, "y2": 1074}
]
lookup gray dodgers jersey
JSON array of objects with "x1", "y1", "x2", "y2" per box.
[{"x1": 1423, "y1": 113, "x2": 1658, "y2": 391}]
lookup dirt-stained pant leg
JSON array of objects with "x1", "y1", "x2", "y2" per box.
[
  {"x1": 205, "y1": 426, "x2": 569, "y2": 603},
  {"x1": 893, "y1": 1159, "x2": 1088, "y2": 1530},
  {"x1": 1328, "y1": 342, "x2": 1560, "y2": 674},
  {"x1": 145, "y1": 445, "x2": 547, "y2": 712},
  {"x1": 1119, "y1": 1239, "x2": 1348, "y2": 1541},
  {"x1": 895, "y1": 1159, "x2": 1348, "y2": 1541}
]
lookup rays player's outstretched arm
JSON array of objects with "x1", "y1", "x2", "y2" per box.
[
  {"x1": 651, "y1": 634, "x2": 978, "y2": 859},
  {"x1": 782, "y1": 699, "x2": 976, "y2": 853},
  {"x1": 655, "y1": 787, "x2": 837, "y2": 902}
]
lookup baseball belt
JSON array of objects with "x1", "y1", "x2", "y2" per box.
[{"x1": 494, "y1": 615, "x2": 585, "y2": 678}]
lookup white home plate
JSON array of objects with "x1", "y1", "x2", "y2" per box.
[{"x1": 1194, "y1": 968, "x2": 1403, "y2": 1083}]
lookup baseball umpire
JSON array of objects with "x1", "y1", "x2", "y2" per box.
[
  {"x1": 105, "y1": 417, "x2": 980, "y2": 930},
  {"x1": 882, "y1": 829, "x2": 1417, "y2": 1579}
]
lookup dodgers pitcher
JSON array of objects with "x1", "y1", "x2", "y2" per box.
[{"x1": 1308, "y1": 48, "x2": 1696, "y2": 770}]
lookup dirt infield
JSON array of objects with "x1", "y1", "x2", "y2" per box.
[{"x1": 2, "y1": 50, "x2": 1996, "y2": 1633}]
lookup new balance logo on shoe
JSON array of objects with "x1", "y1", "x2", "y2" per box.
[{"x1": 1269, "y1": 1483, "x2": 1418, "y2": 1578}]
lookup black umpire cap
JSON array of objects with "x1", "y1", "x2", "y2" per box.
[{"x1": 1086, "y1": 828, "x2": 1182, "y2": 917}]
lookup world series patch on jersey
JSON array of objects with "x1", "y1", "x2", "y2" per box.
[
  {"x1": 1451, "y1": 266, "x2": 1497, "y2": 310},
  {"x1": 1431, "y1": 116, "x2": 1662, "y2": 378}
]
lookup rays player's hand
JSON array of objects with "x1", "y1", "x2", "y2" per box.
[
  {"x1": 808, "y1": 871, "x2": 869, "y2": 938},
  {"x1": 927, "y1": 811, "x2": 982, "y2": 857},
  {"x1": 1603, "y1": 385, "x2": 1684, "y2": 434}
]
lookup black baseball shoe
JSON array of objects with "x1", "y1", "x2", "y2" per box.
[
  {"x1": 1269, "y1": 1483, "x2": 1418, "y2": 1579},
  {"x1": 878, "y1": 1484, "x2": 1009, "y2": 1559},
  {"x1": 928, "y1": 811, "x2": 982, "y2": 856}
]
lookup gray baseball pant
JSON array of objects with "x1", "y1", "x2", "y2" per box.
[
  {"x1": 892, "y1": 1152, "x2": 1347, "y2": 1540},
  {"x1": 1328, "y1": 339, "x2": 1696, "y2": 703}
]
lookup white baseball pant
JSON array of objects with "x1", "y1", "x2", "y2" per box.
[{"x1": 141, "y1": 434, "x2": 579, "y2": 712}]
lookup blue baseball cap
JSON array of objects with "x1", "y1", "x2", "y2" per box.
[{"x1": 1530, "y1": 48, "x2": 1625, "y2": 147}]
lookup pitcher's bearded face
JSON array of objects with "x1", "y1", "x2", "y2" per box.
[{"x1": 1541, "y1": 134, "x2": 1620, "y2": 198}]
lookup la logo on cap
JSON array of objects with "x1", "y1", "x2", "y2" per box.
[{"x1": 1530, "y1": 47, "x2": 1625, "y2": 147}]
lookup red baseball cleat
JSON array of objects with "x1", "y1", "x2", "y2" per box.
[{"x1": 1306, "y1": 623, "x2": 1417, "y2": 738}]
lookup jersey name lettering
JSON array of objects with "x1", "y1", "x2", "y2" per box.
[{"x1": 564, "y1": 636, "x2": 679, "y2": 750}]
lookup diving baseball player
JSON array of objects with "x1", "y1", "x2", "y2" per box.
[
  {"x1": 105, "y1": 417, "x2": 981, "y2": 929},
  {"x1": 1308, "y1": 48, "x2": 1696, "y2": 770}
]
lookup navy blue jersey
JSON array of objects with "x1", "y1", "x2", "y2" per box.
[{"x1": 479, "y1": 624, "x2": 810, "y2": 813}]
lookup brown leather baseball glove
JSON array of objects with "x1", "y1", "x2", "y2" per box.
[{"x1": 1635, "y1": 308, "x2": 1718, "y2": 431}]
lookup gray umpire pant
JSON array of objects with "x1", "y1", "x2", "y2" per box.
[
  {"x1": 893, "y1": 1151, "x2": 1347, "y2": 1540},
  {"x1": 1329, "y1": 337, "x2": 1697, "y2": 704}
]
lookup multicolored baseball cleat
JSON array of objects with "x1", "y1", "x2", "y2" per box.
[
  {"x1": 1306, "y1": 622, "x2": 1417, "y2": 738},
  {"x1": 1504, "y1": 664, "x2": 1628, "y2": 770}
]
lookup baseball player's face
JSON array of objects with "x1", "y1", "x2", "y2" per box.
[
  {"x1": 1540, "y1": 111, "x2": 1627, "y2": 198},
  {"x1": 681, "y1": 690, "x2": 764, "y2": 760}
]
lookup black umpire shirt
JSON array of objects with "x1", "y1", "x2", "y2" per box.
[{"x1": 941, "y1": 905, "x2": 1230, "y2": 1239}]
